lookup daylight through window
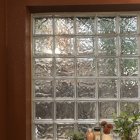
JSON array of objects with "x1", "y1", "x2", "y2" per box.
[{"x1": 32, "y1": 12, "x2": 140, "y2": 140}]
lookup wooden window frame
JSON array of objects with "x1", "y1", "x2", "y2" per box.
[{"x1": 6, "y1": 1, "x2": 140, "y2": 140}]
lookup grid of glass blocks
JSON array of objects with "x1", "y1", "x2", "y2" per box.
[{"x1": 32, "y1": 13, "x2": 140, "y2": 140}]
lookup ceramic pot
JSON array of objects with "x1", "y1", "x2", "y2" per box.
[
  {"x1": 102, "y1": 134, "x2": 112, "y2": 140},
  {"x1": 86, "y1": 128, "x2": 95, "y2": 140}
]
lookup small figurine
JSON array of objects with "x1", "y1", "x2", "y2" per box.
[{"x1": 86, "y1": 128, "x2": 95, "y2": 140}]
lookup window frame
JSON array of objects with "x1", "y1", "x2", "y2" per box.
[{"x1": 6, "y1": 1, "x2": 140, "y2": 140}]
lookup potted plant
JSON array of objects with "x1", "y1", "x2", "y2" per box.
[
  {"x1": 113, "y1": 106, "x2": 140, "y2": 140},
  {"x1": 66, "y1": 130, "x2": 85, "y2": 140}
]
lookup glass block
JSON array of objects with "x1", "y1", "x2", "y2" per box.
[
  {"x1": 78, "y1": 124, "x2": 95, "y2": 133},
  {"x1": 55, "y1": 37, "x2": 74, "y2": 56},
  {"x1": 98, "y1": 79, "x2": 117, "y2": 98},
  {"x1": 56, "y1": 102, "x2": 74, "y2": 119},
  {"x1": 98, "y1": 37, "x2": 117, "y2": 56},
  {"x1": 76, "y1": 17, "x2": 94, "y2": 35},
  {"x1": 34, "y1": 58, "x2": 53, "y2": 78},
  {"x1": 57, "y1": 124, "x2": 74, "y2": 140},
  {"x1": 77, "y1": 79, "x2": 95, "y2": 98},
  {"x1": 120, "y1": 102, "x2": 139, "y2": 114},
  {"x1": 56, "y1": 58, "x2": 74, "y2": 76},
  {"x1": 34, "y1": 37, "x2": 53, "y2": 56},
  {"x1": 120, "y1": 79, "x2": 138, "y2": 98},
  {"x1": 55, "y1": 17, "x2": 74, "y2": 34},
  {"x1": 120, "y1": 58, "x2": 138, "y2": 76},
  {"x1": 35, "y1": 124, "x2": 53, "y2": 140},
  {"x1": 120, "y1": 16, "x2": 137, "y2": 33},
  {"x1": 98, "y1": 58, "x2": 117, "y2": 76},
  {"x1": 76, "y1": 37, "x2": 94, "y2": 56},
  {"x1": 77, "y1": 58, "x2": 96, "y2": 76},
  {"x1": 99, "y1": 101, "x2": 117, "y2": 119},
  {"x1": 35, "y1": 102, "x2": 53, "y2": 119},
  {"x1": 97, "y1": 17, "x2": 116, "y2": 34},
  {"x1": 34, "y1": 17, "x2": 53, "y2": 35},
  {"x1": 34, "y1": 80, "x2": 53, "y2": 98},
  {"x1": 78, "y1": 102, "x2": 96, "y2": 119},
  {"x1": 121, "y1": 37, "x2": 138, "y2": 55},
  {"x1": 56, "y1": 79, "x2": 75, "y2": 97}
]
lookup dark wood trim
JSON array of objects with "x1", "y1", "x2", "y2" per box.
[
  {"x1": 0, "y1": 0, "x2": 7, "y2": 139},
  {"x1": 7, "y1": 0, "x2": 26, "y2": 139},
  {"x1": 28, "y1": 4, "x2": 140, "y2": 13},
  {"x1": 25, "y1": 8, "x2": 32, "y2": 140},
  {"x1": 26, "y1": 0, "x2": 140, "y2": 6}
]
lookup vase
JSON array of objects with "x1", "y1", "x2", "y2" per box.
[
  {"x1": 86, "y1": 128, "x2": 95, "y2": 140},
  {"x1": 102, "y1": 134, "x2": 112, "y2": 140}
]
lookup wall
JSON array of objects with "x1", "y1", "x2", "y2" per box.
[
  {"x1": 0, "y1": 0, "x2": 7, "y2": 139},
  {"x1": 6, "y1": 0, "x2": 140, "y2": 140}
]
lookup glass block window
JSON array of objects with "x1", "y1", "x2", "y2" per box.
[{"x1": 32, "y1": 13, "x2": 140, "y2": 140}]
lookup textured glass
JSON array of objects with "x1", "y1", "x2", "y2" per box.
[
  {"x1": 78, "y1": 124, "x2": 95, "y2": 133},
  {"x1": 99, "y1": 101, "x2": 117, "y2": 119},
  {"x1": 35, "y1": 124, "x2": 53, "y2": 140},
  {"x1": 121, "y1": 37, "x2": 138, "y2": 55},
  {"x1": 56, "y1": 79, "x2": 75, "y2": 97},
  {"x1": 56, "y1": 58, "x2": 74, "y2": 76},
  {"x1": 34, "y1": 17, "x2": 53, "y2": 34},
  {"x1": 97, "y1": 17, "x2": 116, "y2": 34},
  {"x1": 35, "y1": 102, "x2": 53, "y2": 119},
  {"x1": 120, "y1": 102, "x2": 139, "y2": 114},
  {"x1": 120, "y1": 16, "x2": 137, "y2": 33},
  {"x1": 98, "y1": 37, "x2": 117, "y2": 56},
  {"x1": 57, "y1": 124, "x2": 74, "y2": 140},
  {"x1": 98, "y1": 79, "x2": 117, "y2": 98},
  {"x1": 34, "y1": 37, "x2": 53, "y2": 56},
  {"x1": 56, "y1": 102, "x2": 74, "y2": 119},
  {"x1": 98, "y1": 58, "x2": 117, "y2": 76},
  {"x1": 34, "y1": 58, "x2": 53, "y2": 78},
  {"x1": 76, "y1": 17, "x2": 94, "y2": 35},
  {"x1": 34, "y1": 80, "x2": 53, "y2": 98},
  {"x1": 120, "y1": 58, "x2": 138, "y2": 76},
  {"x1": 32, "y1": 14, "x2": 140, "y2": 140},
  {"x1": 77, "y1": 79, "x2": 95, "y2": 98},
  {"x1": 55, "y1": 37, "x2": 74, "y2": 56},
  {"x1": 120, "y1": 79, "x2": 138, "y2": 98},
  {"x1": 76, "y1": 37, "x2": 94, "y2": 56},
  {"x1": 55, "y1": 17, "x2": 74, "y2": 34},
  {"x1": 78, "y1": 102, "x2": 96, "y2": 119},
  {"x1": 77, "y1": 58, "x2": 95, "y2": 76}
]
